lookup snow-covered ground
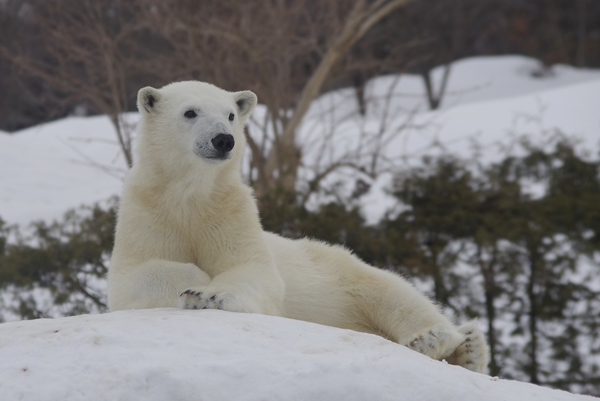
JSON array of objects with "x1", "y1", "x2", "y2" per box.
[
  {"x1": 0, "y1": 115, "x2": 129, "y2": 227},
  {"x1": 0, "y1": 308, "x2": 596, "y2": 401},
  {"x1": 1, "y1": 56, "x2": 599, "y2": 227}
]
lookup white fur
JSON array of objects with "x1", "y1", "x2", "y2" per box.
[{"x1": 108, "y1": 81, "x2": 489, "y2": 373}]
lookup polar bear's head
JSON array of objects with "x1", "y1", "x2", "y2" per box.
[{"x1": 135, "y1": 81, "x2": 257, "y2": 174}]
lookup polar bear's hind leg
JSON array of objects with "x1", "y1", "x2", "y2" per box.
[{"x1": 336, "y1": 252, "x2": 487, "y2": 372}]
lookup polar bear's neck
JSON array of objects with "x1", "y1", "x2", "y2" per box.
[
  {"x1": 114, "y1": 157, "x2": 260, "y2": 272},
  {"x1": 127, "y1": 154, "x2": 243, "y2": 214}
]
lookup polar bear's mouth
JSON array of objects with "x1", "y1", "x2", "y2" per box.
[{"x1": 205, "y1": 153, "x2": 232, "y2": 161}]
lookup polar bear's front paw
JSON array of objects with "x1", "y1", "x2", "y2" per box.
[
  {"x1": 179, "y1": 289, "x2": 226, "y2": 310},
  {"x1": 178, "y1": 285, "x2": 282, "y2": 315},
  {"x1": 406, "y1": 325, "x2": 462, "y2": 360}
]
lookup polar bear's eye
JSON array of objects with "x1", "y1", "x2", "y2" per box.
[
  {"x1": 184, "y1": 110, "x2": 197, "y2": 119},
  {"x1": 228, "y1": 113, "x2": 235, "y2": 121}
]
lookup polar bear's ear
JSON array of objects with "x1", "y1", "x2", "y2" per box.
[
  {"x1": 137, "y1": 87, "x2": 161, "y2": 114},
  {"x1": 234, "y1": 91, "x2": 257, "y2": 118}
]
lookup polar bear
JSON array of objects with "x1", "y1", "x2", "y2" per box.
[{"x1": 108, "y1": 81, "x2": 489, "y2": 373}]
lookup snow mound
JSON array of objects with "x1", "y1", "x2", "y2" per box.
[{"x1": 0, "y1": 309, "x2": 594, "y2": 400}]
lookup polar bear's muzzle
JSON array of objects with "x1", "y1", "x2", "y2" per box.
[
  {"x1": 191, "y1": 118, "x2": 235, "y2": 161},
  {"x1": 193, "y1": 132, "x2": 235, "y2": 161}
]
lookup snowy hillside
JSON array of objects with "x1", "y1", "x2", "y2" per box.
[
  {"x1": 1, "y1": 56, "x2": 599, "y2": 227},
  {"x1": 297, "y1": 56, "x2": 600, "y2": 223},
  {"x1": 0, "y1": 309, "x2": 596, "y2": 401},
  {"x1": 0, "y1": 115, "x2": 129, "y2": 226}
]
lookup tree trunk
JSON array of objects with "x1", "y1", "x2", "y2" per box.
[
  {"x1": 576, "y1": 0, "x2": 587, "y2": 67},
  {"x1": 527, "y1": 247, "x2": 540, "y2": 385},
  {"x1": 109, "y1": 114, "x2": 133, "y2": 168},
  {"x1": 421, "y1": 64, "x2": 451, "y2": 111},
  {"x1": 267, "y1": 0, "x2": 413, "y2": 195},
  {"x1": 478, "y1": 244, "x2": 500, "y2": 376}
]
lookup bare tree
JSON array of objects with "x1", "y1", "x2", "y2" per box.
[
  {"x1": 3, "y1": 0, "x2": 414, "y2": 197},
  {"x1": 296, "y1": 73, "x2": 422, "y2": 206},
  {"x1": 144, "y1": 0, "x2": 414, "y2": 200},
  {"x1": 272, "y1": 0, "x2": 414, "y2": 195},
  {"x1": 0, "y1": 0, "x2": 152, "y2": 167}
]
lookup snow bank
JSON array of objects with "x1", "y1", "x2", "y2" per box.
[
  {"x1": 0, "y1": 309, "x2": 594, "y2": 400},
  {"x1": 0, "y1": 115, "x2": 129, "y2": 226}
]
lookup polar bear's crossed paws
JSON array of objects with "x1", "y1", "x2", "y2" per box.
[
  {"x1": 406, "y1": 321, "x2": 489, "y2": 374},
  {"x1": 406, "y1": 324, "x2": 463, "y2": 361},
  {"x1": 179, "y1": 289, "x2": 225, "y2": 310},
  {"x1": 178, "y1": 287, "x2": 261, "y2": 313},
  {"x1": 445, "y1": 321, "x2": 489, "y2": 374}
]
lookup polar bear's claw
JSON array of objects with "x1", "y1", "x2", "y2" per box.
[{"x1": 180, "y1": 290, "x2": 202, "y2": 297}]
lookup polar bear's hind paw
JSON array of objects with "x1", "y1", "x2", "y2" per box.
[
  {"x1": 406, "y1": 325, "x2": 459, "y2": 360},
  {"x1": 445, "y1": 322, "x2": 489, "y2": 373},
  {"x1": 408, "y1": 332, "x2": 438, "y2": 354}
]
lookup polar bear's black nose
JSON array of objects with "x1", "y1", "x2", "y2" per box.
[{"x1": 212, "y1": 134, "x2": 235, "y2": 154}]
